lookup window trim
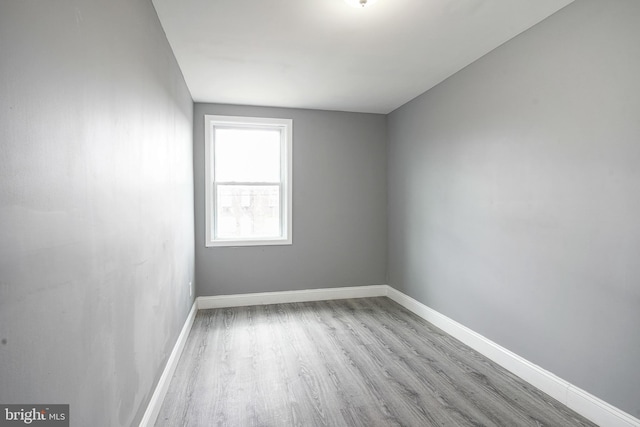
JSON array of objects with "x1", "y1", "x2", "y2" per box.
[{"x1": 204, "y1": 115, "x2": 293, "y2": 247}]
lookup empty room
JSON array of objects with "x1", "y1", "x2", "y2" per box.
[{"x1": 1, "y1": 0, "x2": 639, "y2": 426}]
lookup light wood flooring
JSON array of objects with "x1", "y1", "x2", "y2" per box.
[{"x1": 156, "y1": 297, "x2": 597, "y2": 426}]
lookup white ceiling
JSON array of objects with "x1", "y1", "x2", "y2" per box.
[{"x1": 152, "y1": 0, "x2": 574, "y2": 114}]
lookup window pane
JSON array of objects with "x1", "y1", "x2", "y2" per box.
[
  {"x1": 214, "y1": 128, "x2": 281, "y2": 182},
  {"x1": 216, "y1": 185, "x2": 281, "y2": 239}
]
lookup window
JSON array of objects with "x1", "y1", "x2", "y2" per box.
[{"x1": 205, "y1": 115, "x2": 292, "y2": 247}]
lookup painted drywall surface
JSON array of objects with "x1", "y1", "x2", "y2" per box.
[
  {"x1": 388, "y1": 0, "x2": 640, "y2": 416},
  {"x1": 0, "y1": 1, "x2": 194, "y2": 426},
  {"x1": 194, "y1": 104, "x2": 387, "y2": 296}
]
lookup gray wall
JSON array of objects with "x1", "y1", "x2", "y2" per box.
[
  {"x1": 194, "y1": 104, "x2": 387, "y2": 296},
  {"x1": 0, "y1": 1, "x2": 194, "y2": 426},
  {"x1": 388, "y1": 0, "x2": 640, "y2": 417}
]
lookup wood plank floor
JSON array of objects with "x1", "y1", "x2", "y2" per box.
[{"x1": 156, "y1": 297, "x2": 597, "y2": 426}]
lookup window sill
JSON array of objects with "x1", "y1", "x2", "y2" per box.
[{"x1": 205, "y1": 237, "x2": 292, "y2": 248}]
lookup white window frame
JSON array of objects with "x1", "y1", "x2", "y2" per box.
[{"x1": 204, "y1": 115, "x2": 293, "y2": 247}]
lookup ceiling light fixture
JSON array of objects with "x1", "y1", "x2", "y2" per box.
[{"x1": 344, "y1": 0, "x2": 378, "y2": 8}]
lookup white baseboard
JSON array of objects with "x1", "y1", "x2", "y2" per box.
[
  {"x1": 139, "y1": 301, "x2": 198, "y2": 427},
  {"x1": 386, "y1": 286, "x2": 640, "y2": 427},
  {"x1": 196, "y1": 284, "x2": 388, "y2": 310}
]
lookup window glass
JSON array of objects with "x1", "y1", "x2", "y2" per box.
[
  {"x1": 216, "y1": 185, "x2": 281, "y2": 238},
  {"x1": 214, "y1": 128, "x2": 281, "y2": 182}
]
